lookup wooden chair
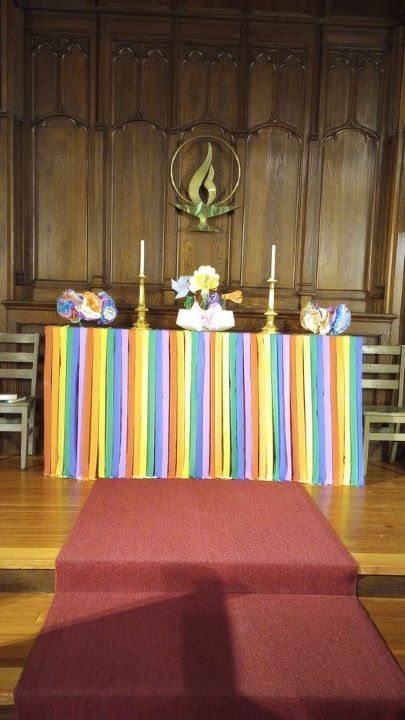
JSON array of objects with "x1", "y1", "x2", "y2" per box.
[
  {"x1": 362, "y1": 344, "x2": 405, "y2": 472},
  {"x1": 0, "y1": 333, "x2": 40, "y2": 469}
]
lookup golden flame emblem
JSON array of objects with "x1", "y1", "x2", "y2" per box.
[{"x1": 170, "y1": 136, "x2": 241, "y2": 232}]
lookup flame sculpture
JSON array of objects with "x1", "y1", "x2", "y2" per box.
[{"x1": 170, "y1": 137, "x2": 241, "y2": 232}]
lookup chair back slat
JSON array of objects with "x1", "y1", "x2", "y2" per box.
[
  {"x1": 362, "y1": 344, "x2": 405, "y2": 407},
  {"x1": 0, "y1": 352, "x2": 36, "y2": 363},
  {"x1": 0, "y1": 333, "x2": 39, "y2": 344},
  {"x1": 0, "y1": 368, "x2": 34, "y2": 380},
  {"x1": 363, "y1": 363, "x2": 399, "y2": 374},
  {"x1": 0, "y1": 334, "x2": 40, "y2": 398},
  {"x1": 362, "y1": 345, "x2": 401, "y2": 355},
  {"x1": 362, "y1": 379, "x2": 399, "y2": 390}
]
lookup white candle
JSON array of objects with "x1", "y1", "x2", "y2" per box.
[
  {"x1": 270, "y1": 244, "x2": 276, "y2": 279},
  {"x1": 140, "y1": 239, "x2": 145, "y2": 275}
]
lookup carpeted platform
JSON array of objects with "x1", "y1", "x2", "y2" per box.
[
  {"x1": 15, "y1": 479, "x2": 405, "y2": 719},
  {"x1": 56, "y1": 479, "x2": 357, "y2": 595}
]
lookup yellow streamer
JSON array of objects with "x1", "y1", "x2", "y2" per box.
[
  {"x1": 56, "y1": 326, "x2": 67, "y2": 477},
  {"x1": 214, "y1": 333, "x2": 223, "y2": 478},
  {"x1": 176, "y1": 332, "x2": 185, "y2": 478},
  {"x1": 222, "y1": 334, "x2": 230, "y2": 478},
  {"x1": 50, "y1": 327, "x2": 60, "y2": 476},
  {"x1": 343, "y1": 336, "x2": 351, "y2": 486},
  {"x1": 88, "y1": 330, "x2": 101, "y2": 481},
  {"x1": 336, "y1": 340, "x2": 346, "y2": 485},
  {"x1": 139, "y1": 330, "x2": 149, "y2": 478},
  {"x1": 182, "y1": 331, "x2": 192, "y2": 478}
]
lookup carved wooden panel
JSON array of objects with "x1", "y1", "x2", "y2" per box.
[
  {"x1": 317, "y1": 46, "x2": 386, "y2": 296},
  {"x1": 317, "y1": 131, "x2": 377, "y2": 291},
  {"x1": 244, "y1": 44, "x2": 308, "y2": 294},
  {"x1": 30, "y1": 34, "x2": 91, "y2": 283},
  {"x1": 180, "y1": 45, "x2": 239, "y2": 130},
  {"x1": 243, "y1": 127, "x2": 302, "y2": 289},
  {"x1": 110, "y1": 121, "x2": 166, "y2": 284},
  {"x1": 32, "y1": 37, "x2": 89, "y2": 122},
  {"x1": 248, "y1": 48, "x2": 306, "y2": 132},
  {"x1": 34, "y1": 118, "x2": 88, "y2": 281},
  {"x1": 112, "y1": 42, "x2": 169, "y2": 127}
]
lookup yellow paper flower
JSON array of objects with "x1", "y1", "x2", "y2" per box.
[{"x1": 189, "y1": 265, "x2": 220, "y2": 295}]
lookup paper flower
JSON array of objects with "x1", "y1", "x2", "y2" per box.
[
  {"x1": 189, "y1": 265, "x2": 220, "y2": 295},
  {"x1": 330, "y1": 304, "x2": 351, "y2": 335},
  {"x1": 56, "y1": 290, "x2": 118, "y2": 325},
  {"x1": 171, "y1": 276, "x2": 191, "y2": 299},
  {"x1": 300, "y1": 302, "x2": 351, "y2": 336}
]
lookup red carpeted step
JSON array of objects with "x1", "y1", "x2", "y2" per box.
[
  {"x1": 56, "y1": 479, "x2": 357, "y2": 596},
  {"x1": 15, "y1": 591, "x2": 405, "y2": 720}
]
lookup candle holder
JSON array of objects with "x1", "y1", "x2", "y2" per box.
[
  {"x1": 261, "y1": 277, "x2": 278, "y2": 334},
  {"x1": 133, "y1": 273, "x2": 150, "y2": 329}
]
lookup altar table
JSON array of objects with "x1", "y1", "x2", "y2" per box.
[{"x1": 43, "y1": 327, "x2": 363, "y2": 485}]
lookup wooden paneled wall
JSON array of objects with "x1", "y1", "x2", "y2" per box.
[{"x1": 2, "y1": 0, "x2": 405, "y2": 343}]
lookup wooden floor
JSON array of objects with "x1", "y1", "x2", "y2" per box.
[{"x1": 0, "y1": 455, "x2": 405, "y2": 716}]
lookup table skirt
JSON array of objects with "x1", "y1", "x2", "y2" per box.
[{"x1": 43, "y1": 327, "x2": 363, "y2": 485}]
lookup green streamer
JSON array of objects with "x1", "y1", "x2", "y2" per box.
[
  {"x1": 270, "y1": 336, "x2": 279, "y2": 480},
  {"x1": 310, "y1": 335, "x2": 319, "y2": 485},
  {"x1": 189, "y1": 332, "x2": 199, "y2": 477},
  {"x1": 350, "y1": 339, "x2": 358, "y2": 486},
  {"x1": 146, "y1": 331, "x2": 156, "y2": 477},
  {"x1": 63, "y1": 330, "x2": 73, "y2": 477},
  {"x1": 105, "y1": 329, "x2": 115, "y2": 478},
  {"x1": 230, "y1": 333, "x2": 238, "y2": 479}
]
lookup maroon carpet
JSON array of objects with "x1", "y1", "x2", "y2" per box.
[{"x1": 15, "y1": 479, "x2": 405, "y2": 719}]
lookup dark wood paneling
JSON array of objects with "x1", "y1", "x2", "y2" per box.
[{"x1": 1, "y1": 1, "x2": 404, "y2": 350}]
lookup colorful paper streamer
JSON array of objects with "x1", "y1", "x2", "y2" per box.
[{"x1": 43, "y1": 328, "x2": 364, "y2": 485}]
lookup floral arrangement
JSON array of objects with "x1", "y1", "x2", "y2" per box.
[
  {"x1": 171, "y1": 265, "x2": 241, "y2": 332},
  {"x1": 171, "y1": 265, "x2": 242, "y2": 309},
  {"x1": 300, "y1": 301, "x2": 351, "y2": 336},
  {"x1": 57, "y1": 289, "x2": 118, "y2": 325}
]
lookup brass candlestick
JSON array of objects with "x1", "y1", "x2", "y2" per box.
[
  {"x1": 133, "y1": 273, "x2": 150, "y2": 329},
  {"x1": 261, "y1": 277, "x2": 278, "y2": 334}
]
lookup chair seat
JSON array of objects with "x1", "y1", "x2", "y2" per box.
[{"x1": 0, "y1": 396, "x2": 34, "y2": 408}]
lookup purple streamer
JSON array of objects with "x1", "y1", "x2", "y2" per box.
[
  {"x1": 316, "y1": 338, "x2": 326, "y2": 485},
  {"x1": 76, "y1": 329, "x2": 87, "y2": 478},
  {"x1": 161, "y1": 330, "x2": 170, "y2": 478},
  {"x1": 154, "y1": 331, "x2": 163, "y2": 478},
  {"x1": 243, "y1": 334, "x2": 252, "y2": 479},
  {"x1": 112, "y1": 330, "x2": 122, "y2": 477},
  {"x1": 118, "y1": 330, "x2": 128, "y2": 478},
  {"x1": 195, "y1": 332, "x2": 205, "y2": 478},
  {"x1": 323, "y1": 338, "x2": 333, "y2": 484},
  {"x1": 282, "y1": 336, "x2": 292, "y2": 481},
  {"x1": 236, "y1": 334, "x2": 245, "y2": 478}
]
